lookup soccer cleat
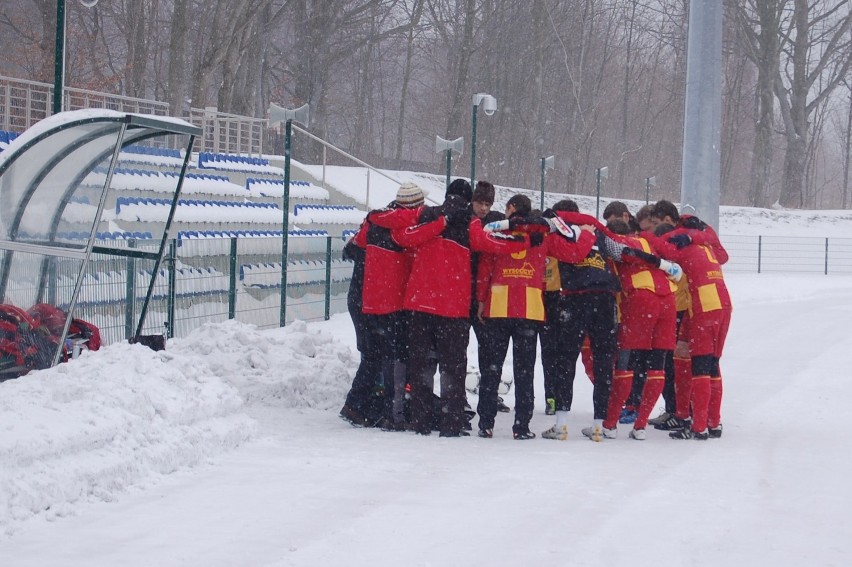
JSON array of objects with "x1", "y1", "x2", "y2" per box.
[
  {"x1": 497, "y1": 396, "x2": 511, "y2": 413},
  {"x1": 478, "y1": 427, "x2": 493, "y2": 438},
  {"x1": 693, "y1": 429, "x2": 710, "y2": 440},
  {"x1": 654, "y1": 415, "x2": 691, "y2": 431},
  {"x1": 629, "y1": 428, "x2": 646, "y2": 441},
  {"x1": 709, "y1": 424, "x2": 723, "y2": 438},
  {"x1": 581, "y1": 425, "x2": 617, "y2": 441},
  {"x1": 513, "y1": 427, "x2": 536, "y2": 440},
  {"x1": 648, "y1": 411, "x2": 671, "y2": 427},
  {"x1": 669, "y1": 428, "x2": 703, "y2": 440},
  {"x1": 339, "y1": 404, "x2": 369, "y2": 427},
  {"x1": 379, "y1": 418, "x2": 407, "y2": 432},
  {"x1": 545, "y1": 398, "x2": 556, "y2": 416},
  {"x1": 541, "y1": 425, "x2": 569, "y2": 440},
  {"x1": 439, "y1": 430, "x2": 471, "y2": 438},
  {"x1": 618, "y1": 408, "x2": 638, "y2": 424}
]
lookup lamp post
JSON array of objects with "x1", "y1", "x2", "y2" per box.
[
  {"x1": 540, "y1": 155, "x2": 555, "y2": 210},
  {"x1": 435, "y1": 135, "x2": 464, "y2": 187},
  {"x1": 268, "y1": 103, "x2": 310, "y2": 327},
  {"x1": 53, "y1": 0, "x2": 100, "y2": 115},
  {"x1": 470, "y1": 92, "x2": 497, "y2": 187},
  {"x1": 645, "y1": 175, "x2": 657, "y2": 205},
  {"x1": 595, "y1": 166, "x2": 609, "y2": 218}
]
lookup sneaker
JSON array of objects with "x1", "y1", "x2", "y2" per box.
[
  {"x1": 497, "y1": 396, "x2": 511, "y2": 413},
  {"x1": 478, "y1": 427, "x2": 493, "y2": 438},
  {"x1": 379, "y1": 418, "x2": 407, "y2": 432},
  {"x1": 513, "y1": 427, "x2": 536, "y2": 440},
  {"x1": 648, "y1": 411, "x2": 671, "y2": 427},
  {"x1": 654, "y1": 415, "x2": 691, "y2": 431},
  {"x1": 339, "y1": 405, "x2": 369, "y2": 427},
  {"x1": 581, "y1": 425, "x2": 617, "y2": 441},
  {"x1": 669, "y1": 428, "x2": 707, "y2": 440},
  {"x1": 629, "y1": 428, "x2": 646, "y2": 441},
  {"x1": 618, "y1": 408, "x2": 638, "y2": 424},
  {"x1": 545, "y1": 398, "x2": 556, "y2": 416},
  {"x1": 541, "y1": 425, "x2": 568, "y2": 440},
  {"x1": 709, "y1": 424, "x2": 723, "y2": 438},
  {"x1": 439, "y1": 430, "x2": 471, "y2": 438}
]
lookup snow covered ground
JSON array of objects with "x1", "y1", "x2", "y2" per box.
[{"x1": 2, "y1": 205, "x2": 852, "y2": 566}]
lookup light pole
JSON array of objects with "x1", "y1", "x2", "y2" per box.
[
  {"x1": 268, "y1": 102, "x2": 310, "y2": 327},
  {"x1": 435, "y1": 135, "x2": 464, "y2": 187},
  {"x1": 53, "y1": 0, "x2": 100, "y2": 115},
  {"x1": 470, "y1": 92, "x2": 497, "y2": 188},
  {"x1": 595, "y1": 166, "x2": 609, "y2": 218},
  {"x1": 645, "y1": 175, "x2": 657, "y2": 205},
  {"x1": 540, "y1": 155, "x2": 555, "y2": 210}
]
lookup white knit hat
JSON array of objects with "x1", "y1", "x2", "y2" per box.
[{"x1": 395, "y1": 183, "x2": 425, "y2": 208}]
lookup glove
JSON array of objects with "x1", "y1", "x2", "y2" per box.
[
  {"x1": 680, "y1": 216, "x2": 707, "y2": 230},
  {"x1": 483, "y1": 219, "x2": 510, "y2": 232},
  {"x1": 445, "y1": 208, "x2": 472, "y2": 226},
  {"x1": 668, "y1": 233, "x2": 692, "y2": 249},
  {"x1": 530, "y1": 232, "x2": 545, "y2": 247},
  {"x1": 658, "y1": 259, "x2": 683, "y2": 281},
  {"x1": 542, "y1": 208, "x2": 557, "y2": 219},
  {"x1": 419, "y1": 206, "x2": 441, "y2": 224}
]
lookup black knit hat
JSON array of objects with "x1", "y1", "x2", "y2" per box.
[{"x1": 446, "y1": 179, "x2": 473, "y2": 203}]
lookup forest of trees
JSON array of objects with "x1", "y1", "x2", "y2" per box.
[{"x1": 1, "y1": 0, "x2": 851, "y2": 209}]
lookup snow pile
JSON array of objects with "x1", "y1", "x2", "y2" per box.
[{"x1": 0, "y1": 319, "x2": 355, "y2": 537}]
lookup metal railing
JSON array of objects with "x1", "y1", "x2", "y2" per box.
[
  {"x1": 722, "y1": 235, "x2": 852, "y2": 274},
  {"x1": 1, "y1": 75, "x2": 266, "y2": 155}
]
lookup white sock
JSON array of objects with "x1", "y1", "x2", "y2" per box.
[
  {"x1": 555, "y1": 410, "x2": 569, "y2": 427},
  {"x1": 594, "y1": 418, "x2": 604, "y2": 430}
]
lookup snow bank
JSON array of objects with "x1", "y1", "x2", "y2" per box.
[{"x1": 0, "y1": 319, "x2": 355, "y2": 537}]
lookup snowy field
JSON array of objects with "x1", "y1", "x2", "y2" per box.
[{"x1": 2, "y1": 204, "x2": 852, "y2": 566}]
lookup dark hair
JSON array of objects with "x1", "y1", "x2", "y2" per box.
[
  {"x1": 552, "y1": 199, "x2": 579, "y2": 213},
  {"x1": 636, "y1": 204, "x2": 654, "y2": 223},
  {"x1": 506, "y1": 194, "x2": 532, "y2": 216},
  {"x1": 654, "y1": 222, "x2": 676, "y2": 237},
  {"x1": 627, "y1": 218, "x2": 641, "y2": 234},
  {"x1": 472, "y1": 181, "x2": 495, "y2": 204},
  {"x1": 653, "y1": 200, "x2": 679, "y2": 223},
  {"x1": 606, "y1": 218, "x2": 630, "y2": 235},
  {"x1": 603, "y1": 201, "x2": 630, "y2": 220}
]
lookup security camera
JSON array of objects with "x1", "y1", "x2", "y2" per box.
[{"x1": 482, "y1": 95, "x2": 497, "y2": 116}]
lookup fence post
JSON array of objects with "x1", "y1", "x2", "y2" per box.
[
  {"x1": 47, "y1": 257, "x2": 57, "y2": 305},
  {"x1": 228, "y1": 237, "x2": 237, "y2": 319},
  {"x1": 125, "y1": 239, "x2": 136, "y2": 339},
  {"x1": 325, "y1": 236, "x2": 332, "y2": 320},
  {"x1": 825, "y1": 237, "x2": 829, "y2": 275},
  {"x1": 166, "y1": 239, "x2": 176, "y2": 338},
  {"x1": 757, "y1": 235, "x2": 762, "y2": 274}
]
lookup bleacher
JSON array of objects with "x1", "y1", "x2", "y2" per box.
[{"x1": 3, "y1": 131, "x2": 363, "y2": 339}]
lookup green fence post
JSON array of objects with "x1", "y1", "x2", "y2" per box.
[
  {"x1": 757, "y1": 235, "x2": 762, "y2": 274},
  {"x1": 125, "y1": 239, "x2": 136, "y2": 339},
  {"x1": 47, "y1": 258, "x2": 57, "y2": 305},
  {"x1": 166, "y1": 239, "x2": 176, "y2": 338},
  {"x1": 325, "y1": 236, "x2": 332, "y2": 321},
  {"x1": 825, "y1": 237, "x2": 829, "y2": 275},
  {"x1": 229, "y1": 237, "x2": 238, "y2": 319}
]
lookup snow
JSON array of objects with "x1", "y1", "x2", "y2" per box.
[{"x1": 1, "y1": 206, "x2": 852, "y2": 566}]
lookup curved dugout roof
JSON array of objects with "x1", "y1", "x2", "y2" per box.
[{"x1": 0, "y1": 110, "x2": 201, "y2": 364}]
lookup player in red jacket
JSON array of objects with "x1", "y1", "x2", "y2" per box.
[
  {"x1": 397, "y1": 179, "x2": 531, "y2": 437},
  {"x1": 475, "y1": 194, "x2": 597, "y2": 440},
  {"x1": 652, "y1": 215, "x2": 731, "y2": 440},
  {"x1": 602, "y1": 219, "x2": 678, "y2": 440}
]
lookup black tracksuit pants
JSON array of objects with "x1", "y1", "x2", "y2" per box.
[
  {"x1": 552, "y1": 292, "x2": 618, "y2": 420},
  {"x1": 407, "y1": 311, "x2": 470, "y2": 435}
]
